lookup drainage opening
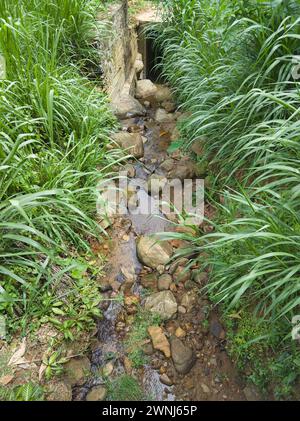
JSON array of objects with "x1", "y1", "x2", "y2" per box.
[{"x1": 138, "y1": 26, "x2": 164, "y2": 82}]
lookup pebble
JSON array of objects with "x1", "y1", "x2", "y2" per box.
[
  {"x1": 178, "y1": 306, "x2": 187, "y2": 314},
  {"x1": 201, "y1": 383, "x2": 210, "y2": 394},
  {"x1": 160, "y1": 374, "x2": 173, "y2": 386}
]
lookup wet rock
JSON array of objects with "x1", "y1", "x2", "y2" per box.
[
  {"x1": 160, "y1": 373, "x2": 173, "y2": 386},
  {"x1": 86, "y1": 386, "x2": 107, "y2": 402},
  {"x1": 111, "y1": 132, "x2": 144, "y2": 159},
  {"x1": 147, "y1": 174, "x2": 167, "y2": 196},
  {"x1": 136, "y1": 79, "x2": 157, "y2": 99},
  {"x1": 170, "y1": 337, "x2": 196, "y2": 375},
  {"x1": 111, "y1": 94, "x2": 146, "y2": 119},
  {"x1": 64, "y1": 357, "x2": 91, "y2": 386},
  {"x1": 155, "y1": 85, "x2": 173, "y2": 103},
  {"x1": 181, "y1": 291, "x2": 197, "y2": 312},
  {"x1": 46, "y1": 380, "x2": 72, "y2": 401},
  {"x1": 155, "y1": 108, "x2": 175, "y2": 123},
  {"x1": 144, "y1": 291, "x2": 178, "y2": 320},
  {"x1": 141, "y1": 273, "x2": 158, "y2": 290},
  {"x1": 137, "y1": 236, "x2": 173, "y2": 269},
  {"x1": 148, "y1": 326, "x2": 171, "y2": 358},
  {"x1": 158, "y1": 274, "x2": 172, "y2": 291},
  {"x1": 210, "y1": 321, "x2": 226, "y2": 340}
]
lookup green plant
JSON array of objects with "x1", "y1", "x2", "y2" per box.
[
  {"x1": 106, "y1": 375, "x2": 144, "y2": 401},
  {"x1": 125, "y1": 307, "x2": 161, "y2": 368}
]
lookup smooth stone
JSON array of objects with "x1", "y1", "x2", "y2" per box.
[
  {"x1": 111, "y1": 94, "x2": 146, "y2": 119},
  {"x1": 137, "y1": 236, "x2": 173, "y2": 269},
  {"x1": 86, "y1": 386, "x2": 107, "y2": 401},
  {"x1": 136, "y1": 79, "x2": 157, "y2": 99},
  {"x1": 64, "y1": 357, "x2": 91, "y2": 386},
  {"x1": 111, "y1": 132, "x2": 144, "y2": 159},
  {"x1": 170, "y1": 337, "x2": 196, "y2": 375},
  {"x1": 158, "y1": 274, "x2": 172, "y2": 291}
]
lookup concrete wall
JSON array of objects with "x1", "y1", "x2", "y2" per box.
[{"x1": 97, "y1": 2, "x2": 138, "y2": 101}]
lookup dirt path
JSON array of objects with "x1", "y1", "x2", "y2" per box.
[{"x1": 72, "y1": 81, "x2": 247, "y2": 402}]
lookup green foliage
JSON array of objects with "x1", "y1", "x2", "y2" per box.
[
  {"x1": 0, "y1": 382, "x2": 44, "y2": 401},
  {"x1": 125, "y1": 307, "x2": 161, "y2": 368},
  {"x1": 156, "y1": 0, "x2": 300, "y2": 398},
  {"x1": 106, "y1": 375, "x2": 144, "y2": 401},
  {"x1": 0, "y1": 1, "x2": 119, "y2": 338}
]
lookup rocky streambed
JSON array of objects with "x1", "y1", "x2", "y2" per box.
[{"x1": 71, "y1": 80, "x2": 248, "y2": 402}]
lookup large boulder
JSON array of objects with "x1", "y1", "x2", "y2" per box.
[
  {"x1": 170, "y1": 337, "x2": 196, "y2": 374},
  {"x1": 137, "y1": 236, "x2": 173, "y2": 269},
  {"x1": 144, "y1": 291, "x2": 177, "y2": 320},
  {"x1": 111, "y1": 94, "x2": 146, "y2": 119},
  {"x1": 111, "y1": 132, "x2": 144, "y2": 159},
  {"x1": 136, "y1": 79, "x2": 157, "y2": 99}
]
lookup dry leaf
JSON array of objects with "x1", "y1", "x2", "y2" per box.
[
  {"x1": 0, "y1": 375, "x2": 14, "y2": 386},
  {"x1": 8, "y1": 337, "x2": 26, "y2": 366},
  {"x1": 38, "y1": 363, "x2": 47, "y2": 381}
]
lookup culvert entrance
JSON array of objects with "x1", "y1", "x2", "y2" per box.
[{"x1": 137, "y1": 25, "x2": 164, "y2": 82}]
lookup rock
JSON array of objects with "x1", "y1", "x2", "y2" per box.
[
  {"x1": 168, "y1": 158, "x2": 196, "y2": 180},
  {"x1": 243, "y1": 386, "x2": 260, "y2": 401},
  {"x1": 102, "y1": 361, "x2": 114, "y2": 377},
  {"x1": 124, "y1": 164, "x2": 136, "y2": 178},
  {"x1": 160, "y1": 158, "x2": 175, "y2": 173},
  {"x1": 136, "y1": 79, "x2": 157, "y2": 99},
  {"x1": 155, "y1": 85, "x2": 173, "y2": 103},
  {"x1": 144, "y1": 291, "x2": 178, "y2": 320},
  {"x1": 86, "y1": 386, "x2": 107, "y2": 402},
  {"x1": 111, "y1": 94, "x2": 146, "y2": 119},
  {"x1": 191, "y1": 138, "x2": 206, "y2": 156},
  {"x1": 169, "y1": 258, "x2": 189, "y2": 275},
  {"x1": 158, "y1": 274, "x2": 172, "y2": 291},
  {"x1": 148, "y1": 326, "x2": 171, "y2": 358},
  {"x1": 124, "y1": 356, "x2": 132, "y2": 374},
  {"x1": 137, "y1": 236, "x2": 173, "y2": 269},
  {"x1": 178, "y1": 306, "x2": 187, "y2": 314},
  {"x1": 46, "y1": 381, "x2": 72, "y2": 401},
  {"x1": 157, "y1": 265, "x2": 165, "y2": 275},
  {"x1": 173, "y1": 266, "x2": 191, "y2": 284},
  {"x1": 210, "y1": 321, "x2": 226, "y2": 340},
  {"x1": 144, "y1": 100, "x2": 150, "y2": 108},
  {"x1": 160, "y1": 374, "x2": 173, "y2": 386},
  {"x1": 135, "y1": 59, "x2": 144, "y2": 74},
  {"x1": 192, "y1": 271, "x2": 208, "y2": 285},
  {"x1": 175, "y1": 225, "x2": 197, "y2": 237},
  {"x1": 111, "y1": 132, "x2": 144, "y2": 159},
  {"x1": 155, "y1": 108, "x2": 175, "y2": 123},
  {"x1": 143, "y1": 342, "x2": 154, "y2": 356},
  {"x1": 64, "y1": 357, "x2": 91, "y2": 386},
  {"x1": 201, "y1": 383, "x2": 210, "y2": 394},
  {"x1": 175, "y1": 327, "x2": 186, "y2": 338},
  {"x1": 170, "y1": 337, "x2": 196, "y2": 375},
  {"x1": 181, "y1": 292, "x2": 197, "y2": 312},
  {"x1": 141, "y1": 273, "x2": 158, "y2": 290},
  {"x1": 162, "y1": 101, "x2": 176, "y2": 113},
  {"x1": 147, "y1": 174, "x2": 167, "y2": 196}
]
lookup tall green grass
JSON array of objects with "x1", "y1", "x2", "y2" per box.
[
  {"x1": 0, "y1": 0, "x2": 119, "y2": 334},
  {"x1": 156, "y1": 0, "x2": 300, "y2": 397}
]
